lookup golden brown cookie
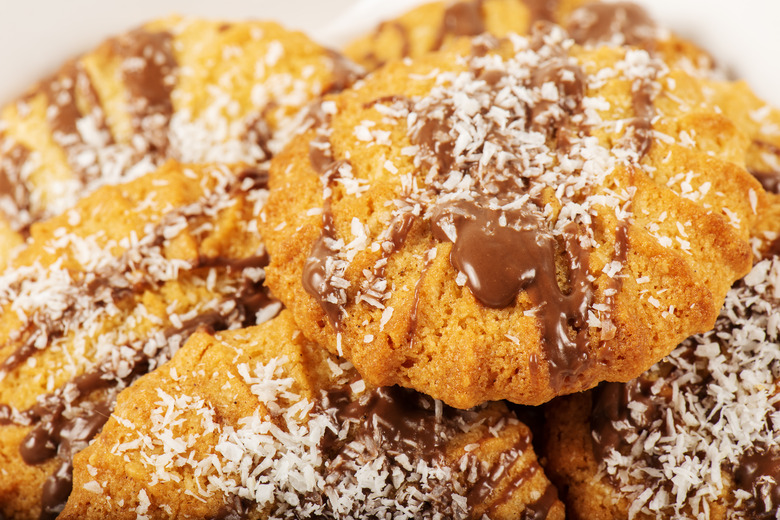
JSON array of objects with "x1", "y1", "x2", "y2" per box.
[
  {"x1": 262, "y1": 26, "x2": 759, "y2": 409},
  {"x1": 545, "y1": 252, "x2": 780, "y2": 519},
  {"x1": 703, "y1": 79, "x2": 780, "y2": 195},
  {"x1": 344, "y1": 0, "x2": 714, "y2": 74},
  {"x1": 61, "y1": 311, "x2": 565, "y2": 520},
  {"x1": 0, "y1": 16, "x2": 359, "y2": 250},
  {"x1": 0, "y1": 161, "x2": 278, "y2": 519}
]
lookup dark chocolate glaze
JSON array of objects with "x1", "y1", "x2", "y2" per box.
[
  {"x1": 323, "y1": 50, "x2": 362, "y2": 95},
  {"x1": 0, "y1": 133, "x2": 33, "y2": 228},
  {"x1": 602, "y1": 220, "x2": 630, "y2": 340},
  {"x1": 208, "y1": 496, "x2": 248, "y2": 520},
  {"x1": 42, "y1": 61, "x2": 113, "y2": 184},
  {"x1": 112, "y1": 28, "x2": 177, "y2": 155},
  {"x1": 408, "y1": 31, "x2": 599, "y2": 387},
  {"x1": 769, "y1": 237, "x2": 780, "y2": 259},
  {"x1": 431, "y1": 0, "x2": 487, "y2": 51},
  {"x1": 625, "y1": 74, "x2": 656, "y2": 159},
  {"x1": 521, "y1": 0, "x2": 560, "y2": 26},
  {"x1": 735, "y1": 450, "x2": 780, "y2": 517},
  {"x1": 243, "y1": 113, "x2": 274, "y2": 164},
  {"x1": 567, "y1": 3, "x2": 658, "y2": 159},
  {"x1": 334, "y1": 386, "x2": 452, "y2": 458},
  {"x1": 590, "y1": 377, "x2": 668, "y2": 464},
  {"x1": 521, "y1": 483, "x2": 558, "y2": 520},
  {"x1": 467, "y1": 449, "x2": 524, "y2": 507},
  {"x1": 753, "y1": 171, "x2": 780, "y2": 194},
  {"x1": 405, "y1": 243, "x2": 436, "y2": 349},
  {"x1": 566, "y1": 2, "x2": 657, "y2": 47},
  {"x1": 302, "y1": 130, "x2": 353, "y2": 330},
  {"x1": 39, "y1": 460, "x2": 73, "y2": 520},
  {"x1": 431, "y1": 201, "x2": 592, "y2": 389}
]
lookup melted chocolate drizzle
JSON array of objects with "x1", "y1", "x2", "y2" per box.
[
  {"x1": 735, "y1": 450, "x2": 780, "y2": 517},
  {"x1": 363, "y1": 21, "x2": 411, "y2": 68},
  {"x1": 432, "y1": 202, "x2": 592, "y2": 388},
  {"x1": 112, "y1": 29, "x2": 177, "y2": 155},
  {"x1": 521, "y1": 483, "x2": 558, "y2": 520},
  {"x1": 566, "y1": 2, "x2": 657, "y2": 48},
  {"x1": 301, "y1": 130, "x2": 352, "y2": 330},
  {"x1": 431, "y1": 0, "x2": 487, "y2": 51},
  {"x1": 0, "y1": 133, "x2": 34, "y2": 230},
  {"x1": 323, "y1": 49, "x2": 363, "y2": 95},
  {"x1": 42, "y1": 61, "x2": 113, "y2": 184},
  {"x1": 590, "y1": 377, "x2": 668, "y2": 464}
]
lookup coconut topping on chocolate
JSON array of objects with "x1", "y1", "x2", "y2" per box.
[{"x1": 591, "y1": 256, "x2": 780, "y2": 518}]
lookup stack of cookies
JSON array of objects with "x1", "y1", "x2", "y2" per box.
[{"x1": 0, "y1": 2, "x2": 778, "y2": 519}]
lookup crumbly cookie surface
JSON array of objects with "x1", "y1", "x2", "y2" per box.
[
  {"x1": 0, "y1": 161, "x2": 277, "y2": 519},
  {"x1": 61, "y1": 311, "x2": 565, "y2": 520},
  {"x1": 545, "y1": 251, "x2": 780, "y2": 519},
  {"x1": 0, "y1": 16, "x2": 359, "y2": 253},
  {"x1": 263, "y1": 25, "x2": 758, "y2": 408}
]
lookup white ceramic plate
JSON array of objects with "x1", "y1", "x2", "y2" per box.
[{"x1": 0, "y1": 1, "x2": 778, "y2": 107}]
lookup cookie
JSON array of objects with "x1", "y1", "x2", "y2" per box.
[
  {"x1": 262, "y1": 25, "x2": 759, "y2": 409},
  {"x1": 0, "y1": 161, "x2": 278, "y2": 519},
  {"x1": 702, "y1": 80, "x2": 780, "y2": 195},
  {"x1": 0, "y1": 16, "x2": 359, "y2": 254},
  {"x1": 544, "y1": 252, "x2": 780, "y2": 519},
  {"x1": 344, "y1": 0, "x2": 714, "y2": 74},
  {"x1": 347, "y1": 0, "x2": 780, "y2": 198},
  {"x1": 61, "y1": 311, "x2": 565, "y2": 520}
]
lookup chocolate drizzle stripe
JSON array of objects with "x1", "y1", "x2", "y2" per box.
[
  {"x1": 112, "y1": 28, "x2": 177, "y2": 155},
  {"x1": 42, "y1": 61, "x2": 113, "y2": 184},
  {"x1": 431, "y1": 0, "x2": 487, "y2": 51},
  {"x1": 302, "y1": 125, "x2": 353, "y2": 330},
  {"x1": 520, "y1": 482, "x2": 558, "y2": 520},
  {"x1": 567, "y1": 2, "x2": 658, "y2": 48},
  {"x1": 522, "y1": 0, "x2": 560, "y2": 26},
  {"x1": 0, "y1": 133, "x2": 34, "y2": 229},
  {"x1": 359, "y1": 21, "x2": 412, "y2": 70},
  {"x1": 323, "y1": 49, "x2": 362, "y2": 95},
  {"x1": 735, "y1": 450, "x2": 780, "y2": 516}
]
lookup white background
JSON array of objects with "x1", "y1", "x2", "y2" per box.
[{"x1": 0, "y1": 0, "x2": 778, "y2": 106}]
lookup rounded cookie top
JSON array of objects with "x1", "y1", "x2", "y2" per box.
[
  {"x1": 263, "y1": 25, "x2": 759, "y2": 408},
  {"x1": 545, "y1": 252, "x2": 780, "y2": 519},
  {"x1": 0, "y1": 161, "x2": 278, "y2": 520},
  {"x1": 0, "y1": 16, "x2": 359, "y2": 241},
  {"x1": 62, "y1": 311, "x2": 565, "y2": 520}
]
